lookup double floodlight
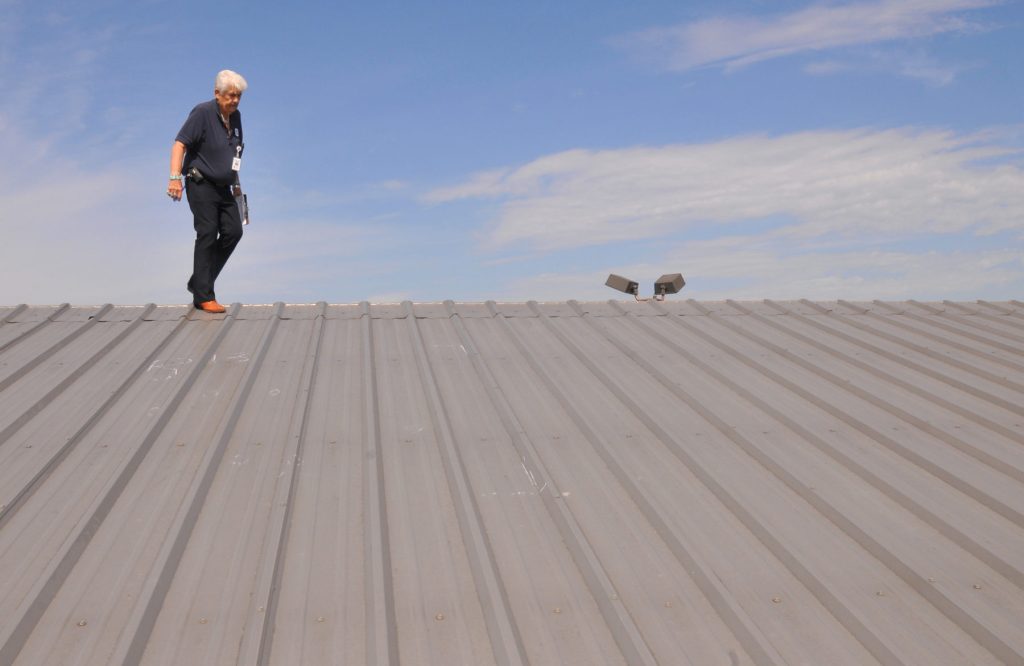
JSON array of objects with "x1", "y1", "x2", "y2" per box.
[{"x1": 605, "y1": 273, "x2": 685, "y2": 301}]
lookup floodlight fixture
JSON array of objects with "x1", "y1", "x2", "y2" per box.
[
  {"x1": 605, "y1": 274, "x2": 639, "y2": 296},
  {"x1": 605, "y1": 272, "x2": 685, "y2": 301},
  {"x1": 654, "y1": 273, "x2": 685, "y2": 297}
]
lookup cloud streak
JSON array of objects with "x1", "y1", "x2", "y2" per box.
[
  {"x1": 497, "y1": 242, "x2": 1023, "y2": 302},
  {"x1": 427, "y1": 127, "x2": 1024, "y2": 251},
  {"x1": 616, "y1": 0, "x2": 997, "y2": 72}
]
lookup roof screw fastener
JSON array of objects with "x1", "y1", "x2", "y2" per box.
[
  {"x1": 258, "y1": 606, "x2": 265, "y2": 612},
  {"x1": 973, "y1": 584, "x2": 982, "y2": 590},
  {"x1": 553, "y1": 608, "x2": 562, "y2": 615},
  {"x1": 435, "y1": 613, "x2": 445, "y2": 621},
  {"x1": 876, "y1": 591, "x2": 885, "y2": 597},
  {"x1": 927, "y1": 578, "x2": 936, "y2": 583},
  {"x1": 317, "y1": 616, "x2": 325, "y2": 623},
  {"x1": 771, "y1": 597, "x2": 782, "y2": 604},
  {"x1": 664, "y1": 601, "x2": 673, "y2": 608},
  {"x1": 77, "y1": 620, "x2": 88, "y2": 627},
  {"x1": 199, "y1": 618, "x2": 208, "y2": 624}
]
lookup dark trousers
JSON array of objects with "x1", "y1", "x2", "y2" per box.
[{"x1": 185, "y1": 180, "x2": 243, "y2": 304}]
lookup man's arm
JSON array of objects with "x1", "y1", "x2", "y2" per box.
[{"x1": 167, "y1": 141, "x2": 186, "y2": 201}]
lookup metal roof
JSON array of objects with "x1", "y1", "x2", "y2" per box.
[{"x1": 1, "y1": 299, "x2": 1023, "y2": 665}]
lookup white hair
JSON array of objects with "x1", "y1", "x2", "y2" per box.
[{"x1": 215, "y1": 69, "x2": 248, "y2": 93}]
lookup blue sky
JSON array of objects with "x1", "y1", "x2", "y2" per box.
[{"x1": 1, "y1": 0, "x2": 1022, "y2": 304}]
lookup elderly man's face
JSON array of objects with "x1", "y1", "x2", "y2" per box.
[{"x1": 214, "y1": 87, "x2": 243, "y2": 117}]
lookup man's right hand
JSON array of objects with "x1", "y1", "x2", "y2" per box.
[{"x1": 167, "y1": 179, "x2": 183, "y2": 201}]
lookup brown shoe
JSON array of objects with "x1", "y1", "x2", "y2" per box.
[{"x1": 195, "y1": 300, "x2": 227, "y2": 314}]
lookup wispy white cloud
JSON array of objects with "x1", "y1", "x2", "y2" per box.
[
  {"x1": 427, "y1": 127, "x2": 1024, "y2": 252},
  {"x1": 805, "y1": 48, "x2": 968, "y2": 86},
  {"x1": 661, "y1": 236, "x2": 1023, "y2": 299},
  {"x1": 616, "y1": 0, "x2": 997, "y2": 72},
  {"x1": 0, "y1": 122, "x2": 186, "y2": 304},
  {"x1": 497, "y1": 242, "x2": 1024, "y2": 302},
  {"x1": 892, "y1": 50, "x2": 962, "y2": 85}
]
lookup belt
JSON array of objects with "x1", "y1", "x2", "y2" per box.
[
  {"x1": 185, "y1": 167, "x2": 229, "y2": 185},
  {"x1": 188, "y1": 178, "x2": 230, "y2": 188}
]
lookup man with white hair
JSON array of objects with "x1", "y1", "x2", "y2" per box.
[{"x1": 167, "y1": 69, "x2": 248, "y2": 313}]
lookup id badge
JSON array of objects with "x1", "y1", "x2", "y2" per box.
[{"x1": 232, "y1": 157, "x2": 242, "y2": 171}]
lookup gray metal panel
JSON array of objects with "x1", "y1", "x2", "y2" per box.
[
  {"x1": 0, "y1": 301, "x2": 1022, "y2": 665},
  {"x1": 4, "y1": 305, "x2": 68, "y2": 323},
  {"x1": 99, "y1": 305, "x2": 155, "y2": 322},
  {"x1": 489, "y1": 302, "x2": 537, "y2": 318},
  {"x1": 52, "y1": 306, "x2": 107, "y2": 323},
  {"x1": 279, "y1": 303, "x2": 325, "y2": 320},
  {"x1": 449, "y1": 302, "x2": 496, "y2": 318},
  {"x1": 368, "y1": 303, "x2": 410, "y2": 319},
  {"x1": 144, "y1": 305, "x2": 193, "y2": 321},
  {"x1": 528, "y1": 302, "x2": 578, "y2": 318},
  {"x1": 324, "y1": 303, "x2": 364, "y2": 319},
  {"x1": 0, "y1": 305, "x2": 27, "y2": 322}
]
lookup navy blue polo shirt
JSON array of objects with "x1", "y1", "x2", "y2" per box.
[{"x1": 176, "y1": 99, "x2": 243, "y2": 186}]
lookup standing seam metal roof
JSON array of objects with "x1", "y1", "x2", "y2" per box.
[{"x1": 0, "y1": 299, "x2": 1022, "y2": 664}]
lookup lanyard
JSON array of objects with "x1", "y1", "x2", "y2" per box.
[{"x1": 218, "y1": 111, "x2": 231, "y2": 138}]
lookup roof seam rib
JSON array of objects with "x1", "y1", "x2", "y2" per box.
[
  {"x1": 403, "y1": 301, "x2": 530, "y2": 666},
  {"x1": 943, "y1": 300, "x2": 1024, "y2": 340},
  {"x1": 490, "y1": 300, "x2": 784, "y2": 666},
  {"x1": 576, "y1": 300, "x2": 1023, "y2": 664},
  {"x1": 719, "y1": 301, "x2": 1024, "y2": 483},
  {"x1": 0, "y1": 304, "x2": 113, "y2": 394},
  {"x1": 755, "y1": 300, "x2": 1024, "y2": 441},
  {"x1": 823, "y1": 301, "x2": 1024, "y2": 387},
  {"x1": 797, "y1": 299, "x2": 1024, "y2": 394},
  {"x1": 865, "y1": 300, "x2": 1024, "y2": 350},
  {"x1": 975, "y1": 300, "x2": 1017, "y2": 317},
  {"x1": 116, "y1": 303, "x2": 283, "y2": 665},
  {"x1": 251, "y1": 302, "x2": 331, "y2": 665},
  {"x1": 360, "y1": 301, "x2": 401, "y2": 666},
  {"x1": 0, "y1": 303, "x2": 70, "y2": 355},
  {"x1": 914, "y1": 299, "x2": 1024, "y2": 328},
  {"x1": 888, "y1": 299, "x2": 1024, "y2": 344},
  {"x1": 0, "y1": 304, "x2": 28, "y2": 323},
  {"x1": 445, "y1": 300, "x2": 659, "y2": 666},
  {"x1": 0, "y1": 304, "x2": 162, "y2": 529},
  {"x1": 555, "y1": 301, "x2": 903, "y2": 665},
  {"x1": 0, "y1": 305, "x2": 232, "y2": 665},
  {"x1": 624, "y1": 301, "x2": 1024, "y2": 591},
  {"x1": 715, "y1": 302, "x2": 1024, "y2": 527}
]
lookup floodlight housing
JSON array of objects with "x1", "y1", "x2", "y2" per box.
[
  {"x1": 605, "y1": 274, "x2": 639, "y2": 296},
  {"x1": 654, "y1": 273, "x2": 685, "y2": 296},
  {"x1": 605, "y1": 271, "x2": 685, "y2": 301}
]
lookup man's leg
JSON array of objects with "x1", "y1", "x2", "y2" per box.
[
  {"x1": 210, "y1": 198, "x2": 244, "y2": 286},
  {"x1": 186, "y1": 184, "x2": 221, "y2": 304}
]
